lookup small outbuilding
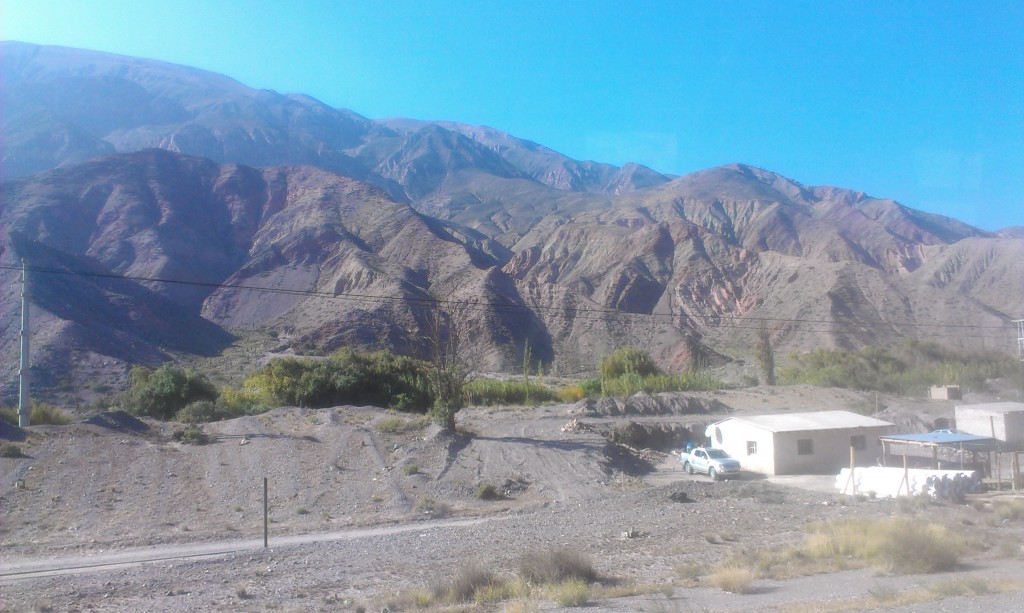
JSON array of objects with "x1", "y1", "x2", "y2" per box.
[
  {"x1": 704, "y1": 410, "x2": 895, "y2": 475},
  {"x1": 955, "y1": 402, "x2": 1024, "y2": 443},
  {"x1": 929, "y1": 385, "x2": 962, "y2": 400}
]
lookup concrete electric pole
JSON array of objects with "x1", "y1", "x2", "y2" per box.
[{"x1": 18, "y1": 260, "x2": 30, "y2": 428}]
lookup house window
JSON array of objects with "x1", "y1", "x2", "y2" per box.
[
  {"x1": 797, "y1": 439, "x2": 814, "y2": 455},
  {"x1": 747, "y1": 441, "x2": 757, "y2": 455},
  {"x1": 850, "y1": 435, "x2": 866, "y2": 451}
]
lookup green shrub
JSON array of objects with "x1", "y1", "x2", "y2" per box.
[
  {"x1": 579, "y1": 378, "x2": 602, "y2": 397},
  {"x1": 465, "y1": 379, "x2": 559, "y2": 406},
  {"x1": 475, "y1": 482, "x2": 501, "y2": 500},
  {"x1": 600, "y1": 347, "x2": 661, "y2": 380},
  {"x1": 241, "y1": 350, "x2": 433, "y2": 410},
  {"x1": 0, "y1": 403, "x2": 73, "y2": 426},
  {"x1": 780, "y1": 340, "x2": 1022, "y2": 395},
  {"x1": 127, "y1": 366, "x2": 218, "y2": 420}
]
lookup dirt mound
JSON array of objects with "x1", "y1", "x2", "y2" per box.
[
  {"x1": 572, "y1": 392, "x2": 727, "y2": 416},
  {"x1": 0, "y1": 420, "x2": 26, "y2": 441},
  {"x1": 609, "y1": 421, "x2": 699, "y2": 451},
  {"x1": 82, "y1": 410, "x2": 149, "y2": 433}
]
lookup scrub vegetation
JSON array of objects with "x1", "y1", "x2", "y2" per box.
[{"x1": 780, "y1": 340, "x2": 1022, "y2": 395}]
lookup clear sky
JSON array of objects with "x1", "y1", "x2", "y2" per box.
[{"x1": 2, "y1": 0, "x2": 1022, "y2": 230}]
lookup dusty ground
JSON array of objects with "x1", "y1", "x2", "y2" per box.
[{"x1": 3, "y1": 385, "x2": 1024, "y2": 612}]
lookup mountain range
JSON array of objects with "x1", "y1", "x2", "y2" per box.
[{"x1": 1, "y1": 42, "x2": 1021, "y2": 395}]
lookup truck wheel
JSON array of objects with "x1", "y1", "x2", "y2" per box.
[
  {"x1": 708, "y1": 467, "x2": 718, "y2": 481},
  {"x1": 684, "y1": 462, "x2": 693, "y2": 475}
]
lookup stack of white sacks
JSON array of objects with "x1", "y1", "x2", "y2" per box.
[{"x1": 835, "y1": 467, "x2": 982, "y2": 501}]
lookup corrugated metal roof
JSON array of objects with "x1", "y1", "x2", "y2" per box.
[
  {"x1": 955, "y1": 402, "x2": 1024, "y2": 414},
  {"x1": 712, "y1": 410, "x2": 894, "y2": 433},
  {"x1": 880, "y1": 432, "x2": 995, "y2": 445}
]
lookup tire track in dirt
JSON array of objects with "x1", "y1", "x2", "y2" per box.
[
  {"x1": 0, "y1": 516, "x2": 506, "y2": 581},
  {"x1": 360, "y1": 427, "x2": 411, "y2": 511}
]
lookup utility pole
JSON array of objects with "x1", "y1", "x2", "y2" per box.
[
  {"x1": 18, "y1": 260, "x2": 30, "y2": 428},
  {"x1": 1014, "y1": 319, "x2": 1024, "y2": 361}
]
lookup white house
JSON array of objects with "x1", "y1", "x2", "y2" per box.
[
  {"x1": 955, "y1": 402, "x2": 1024, "y2": 443},
  {"x1": 704, "y1": 410, "x2": 895, "y2": 475}
]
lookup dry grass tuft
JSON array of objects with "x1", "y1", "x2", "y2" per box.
[{"x1": 708, "y1": 564, "x2": 757, "y2": 593}]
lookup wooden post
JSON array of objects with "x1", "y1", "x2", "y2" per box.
[
  {"x1": 881, "y1": 440, "x2": 888, "y2": 467},
  {"x1": 997, "y1": 453, "x2": 1003, "y2": 492},
  {"x1": 263, "y1": 477, "x2": 269, "y2": 548},
  {"x1": 932, "y1": 446, "x2": 938, "y2": 470}
]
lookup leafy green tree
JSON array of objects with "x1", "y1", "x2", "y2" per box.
[{"x1": 128, "y1": 366, "x2": 218, "y2": 420}]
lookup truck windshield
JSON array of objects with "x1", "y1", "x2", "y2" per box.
[{"x1": 705, "y1": 449, "x2": 728, "y2": 459}]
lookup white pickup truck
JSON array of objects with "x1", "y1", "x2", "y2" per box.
[{"x1": 680, "y1": 447, "x2": 742, "y2": 481}]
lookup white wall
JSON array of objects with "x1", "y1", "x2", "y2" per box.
[
  {"x1": 709, "y1": 420, "x2": 776, "y2": 474},
  {"x1": 710, "y1": 420, "x2": 890, "y2": 475}
]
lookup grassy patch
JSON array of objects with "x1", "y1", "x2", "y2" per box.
[
  {"x1": 545, "y1": 579, "x2": 590, "y2": 607},
  {"x1": 599, "y1": 372, "x2": 724, "y2": 396},
  {"x1": 402, "y1": 464, "x2": 419, "y2": 476},
  {"x1": 465, "y1": 379, "x2": 559, "y2": 406},
  {"x1": 732, "y1": 517, "x2": 967, "y2": 580},
  {"x1": 374, "y1": 415, "x2": 430, "y2": 434},
  {"x1": 0, "y1": 403, "x2": 72, "y2": 426}
]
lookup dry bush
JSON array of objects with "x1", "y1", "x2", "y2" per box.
[
  {"x1": 518, "y1": 548, "x2": 597, "y2": 585},
  {"x1": 475, "y1": 482, "x2": 500, "y2": 500},
  {"x1": 432, "y1": 565, "x2": 498, "y2": 603},
  {"x1": 0, "y1": 443, "x2": 26, "y2": 458},
  {"x1": 414, "y1": 496, "x2": 451, "y2": 518},
  {"x1": 708, "y1": 564, "x2": 757, "y2": 593}
]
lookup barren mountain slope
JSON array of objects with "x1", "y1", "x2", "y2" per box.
[
  {"x1": 0, "y1": 150, "x2": 546, "y2": 391},
  {"x1": 1, "y1": 42, "x2": 377, "y2": 186}
]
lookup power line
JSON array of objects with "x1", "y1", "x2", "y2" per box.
[{"x1": 0, "y1": 263, "x2": 1015, "y2": 339}]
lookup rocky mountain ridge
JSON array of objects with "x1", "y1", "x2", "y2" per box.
[{"x1": 0, "y1": 42, "x2": 1021, "y2": 396}]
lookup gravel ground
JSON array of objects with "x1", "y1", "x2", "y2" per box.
[{"x1": 3, "y1": 388, "x2": 1024, "y2": 611}]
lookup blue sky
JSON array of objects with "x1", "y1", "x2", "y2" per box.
[{"x1": 2, "y1": 0, "x2": 1022, "y2": 230}]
